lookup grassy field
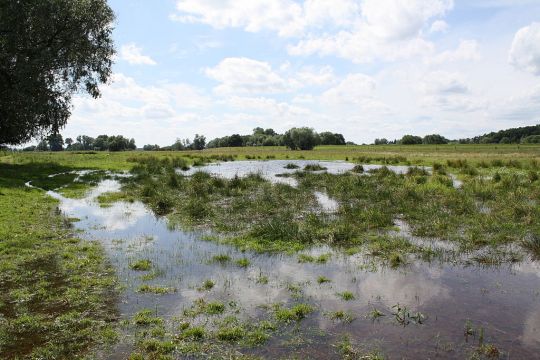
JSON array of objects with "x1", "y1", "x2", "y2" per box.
[
  {"x1": 1, "y1": 144, "x2": 540, "y2": 358},
  {"x1": 0, "y1": 163, "x2": 118, "y2": 358}
]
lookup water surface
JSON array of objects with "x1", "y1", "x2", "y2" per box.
[{"x1": 43, "y1": 163, "x2": 540, "y2": 358}]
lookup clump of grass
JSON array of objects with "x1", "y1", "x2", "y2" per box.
[
  {"x1": 317, "y1": 276, "x2": 331, "y2": 284},
  {"x1": 129, "y1": 259, "x2": 152, "y2": 271},
  {"x1": 297, "y1": 253, "x2": 331, "y2": 263},
  {"x1": 137, "y1": 284, "x2": 176, "y2": 294},
  {"x1": 304, "y1": 163, "x2": 327, "y2": 171},
  {"x1": 328, "y1": 310, "x2": 356, "y2": 323},
  {"x1": 235, "y1": 257, "x2": 251, "y2": 268},
  {"x1": 133, "y1": 309, "x2": 163, "y2": 326},
  {"x1": 178, "y1": 326, "x2": 205, "y2": 341},
  {"x1": 351, "y1": 164, "x2": 364, "y2": 173},
  {"x1": 210, "y1": 254, "x2": 231, "y2": 264},
  {"x1": 274, "y1": 303, "x2": 314, "y2": 322},
  {"x1": 368, "y1": 308, "x2": 385, "y2": 320},
  {"x1": 216, "y1": 326, "x2": 245, "y2": 342},
  {"x1": 284, "y1": 163, "x2": 300, "y2": 169},
  {"x1": 197, "y1": 279, "x2": 215, "y2": 291},
  {"x1": 337, "y1": 291, "x2": 355, "y2": 301},
  {"x1": 522, "y1": 233, "x2": 540, "y2": 258},
  {"x1": 205, "y1": 301, "x2": 225, "y2": 315},
  {"x1": 256, "y1": 275, "x2": 269, "y2": 284}
]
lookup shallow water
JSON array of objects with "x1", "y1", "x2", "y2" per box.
[
  {"x1": 43, "y1": 163, "x2": 540, "y2": 359},
  {"x1": 180, "y1": 160, "x2": 416, "y2": 187}
]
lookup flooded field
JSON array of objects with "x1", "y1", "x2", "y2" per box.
[{"x1": 40, "y1": 160, "x2": 540, "y2": 359}]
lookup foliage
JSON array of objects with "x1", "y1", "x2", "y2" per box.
[
  {"x1": 283, "y1": 127, "x2": 320, "y2": 150},
  {"x1": 422, "y1": 134, "x2": 449, "y2": 144},
  {"x1": 0, "y1": 0, "x2": 115, "y2": 145},
  {"x1": 400, "y1": 135, "x2": 423, "y2": 145}
]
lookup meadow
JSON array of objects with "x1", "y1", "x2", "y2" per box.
[{"x1": 1, "y1": 144, "x2": 540, "y2": 359}]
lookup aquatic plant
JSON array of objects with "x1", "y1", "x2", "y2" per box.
[
  {"x1": 129, "y1": 259, "x2": 152, "y2": 271},
  {"x1": 274, "y1": 303, "x2": 314, "y2": 322},
  {"x1": 337, "y1": 291, "x2": 355, "y2": 301}
]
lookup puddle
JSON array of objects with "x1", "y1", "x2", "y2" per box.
[
  {"x1": 180, "y1": 160, "x2": 417, "y2": 187},
  {"x1": 32, "y1": 167, "x2": 540, "y2": 358},
  {"x1": 314, "y1": 191, "x2": 339, "y2": 213}
]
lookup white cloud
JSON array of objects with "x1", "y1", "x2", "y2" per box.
[
  {"x1": 120, "y1": 43, "x2": 157, "y2": 65},
  {"x1": 509, "y1": 22, "x2": 540, "y2": 76},
  {"x1": 205, "y1": 57, "x2": 291, "y2": 95},
  {"x1": 430, "y1": 20, "x2": 448, "y2": 33},
  {"x1": 422, "y1": 71, "x2": 469, "y2": 94},
  {"x1": 493, "y1": 84, "x2": 540, "y2": 120},
  {"x1": 295, "y1": 65, "x2": 336, "y2": 86},
  {"x1": 288, "y1": 0, "x2": 452, "y2": 63},
  {"x1": 171, "y1": 0, "x2": 305, "y2": 37},
  {"x1": 360, "y1": 0, "x2": 453, "y2": 41},
  {"x1": 427, "y1": 40, "x2": 481, "y2": 64},
  {"x1": 420, "y1": 71, "x2": 485, "y2": 112}
]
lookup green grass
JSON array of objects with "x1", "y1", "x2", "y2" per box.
[
  {"x1": 0, "y1": 162, "x2": 117, "y2": 359},
  {"x1": 274, "y1": 303, "x2": 314, "y2": 322},
  {"x1": 129, "y1": 259, "x2": 152, "y2": 271},
  {"x1": 337, "y1": 291, "x2": 355, "y2": 301}
]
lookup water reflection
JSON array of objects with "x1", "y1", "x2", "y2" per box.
[{"x1": 37, "y1": 167, "x2": 540, "y2": 359}]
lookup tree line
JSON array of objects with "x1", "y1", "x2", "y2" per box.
[
  {"x1": 22, "y1": 134, "x2": 136, "y2": 152},
  {"x1": 373, "y1": 124, "x2": 540, "y2": 145}
]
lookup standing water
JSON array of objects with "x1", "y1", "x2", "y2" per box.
[{"x1": 42, "y1": 162, "x2": 540, "y2": 359}]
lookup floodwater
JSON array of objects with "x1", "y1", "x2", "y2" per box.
[
  {"x1": 180, "y1": 160, "x2": 416, "y2": 187},
  {"x1": 42, "y1": 161, "x2": 540, "y2": 359}
]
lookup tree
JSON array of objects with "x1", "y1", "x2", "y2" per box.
[
  {"x1": 47, "y1": 133, "x2": 64, "y2": 151},
  {"x1": 65, "y1": 138, "x2": 73, "y2": 149},
  {"x1": 319, "y1": 132, "x2": 346, "y2": 145},
  {"x1": 400, "y1": 135, "x2": 423, "y2": 145},
  {"x1": 283, "y1": 127, "x2": 320, "y2": 150},
  {"x1": 192, "y1": 134, "x2": 206, "y2": 150},
  {"x1": 522, "y1": 135, "x2": 540, "y2": 144},
  {"x1": 374, "y1": 138, "x2": 388, "y2": 145},
  {"x1": 422, "y1": 134, "x2": 448, "y2": 145},
  {"x1": 0, "y1": 0, "x2": 115, "y2": 145}
]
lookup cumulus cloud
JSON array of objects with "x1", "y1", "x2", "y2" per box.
[
  {"x1": 205, "y1": 57, "x2": 292, "y2": 95},
  {"x1": 427, "y1": 40, "x2": 481, "y2": 64},
  {"x1": 509, "y1": 22, "x2": 540, "y2": 75},
  {"x1": 420, "y1": 71, "x2": 485, "y2": 112},
  {"x1": 173, "y1": 0, "x2": 453, "y2": 63},
  {"x1": 120, "y1": 43, "x2": 157, "y2": 65},
  {"x1": 288, "y1": 0, "x2": 453, "y2": 63},
  {"x1": 430, "y1": 20, "x2": 449, "y2": 33}
]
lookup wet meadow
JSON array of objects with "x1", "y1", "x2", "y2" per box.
[{"x1": 1, "y1": 144, "x2": 540, "y2": 359}]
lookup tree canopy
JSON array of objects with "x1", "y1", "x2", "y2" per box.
[
  {"x1": 0, "y1": 0, "x2": 115, "y2": 145},
  {"x1": 283, "y1": 127, "x2": 320, "y2": 150}
]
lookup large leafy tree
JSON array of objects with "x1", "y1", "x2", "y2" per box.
[{"x1": 0, "y1": 0, "x2": 115, "y2": 145}]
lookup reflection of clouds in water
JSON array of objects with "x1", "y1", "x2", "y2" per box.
[
  {"x1": 358, "y1": 268, "x2": 449, "y2": 307},
  {"x1": 91, "y1": 202, "x2": 147, "y2": 231},
  {"x1": 522, "y1": 308, "x2": 540, "y2": 347},
  {"x1": 514, "y1": 261, "x2": 540, "y2": 279}
]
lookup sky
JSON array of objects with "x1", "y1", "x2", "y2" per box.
[{"x1": 63, "y1": 0, "x2": 540, "y2": 146}]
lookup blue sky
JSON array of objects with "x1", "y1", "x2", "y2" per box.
[{"x1": 64, "y1": 0, "x2": 540, "y2": 146}]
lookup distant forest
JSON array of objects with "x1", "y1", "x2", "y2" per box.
[{"x1": 11, "y1": 124, "x2": 540, "y2": 152}]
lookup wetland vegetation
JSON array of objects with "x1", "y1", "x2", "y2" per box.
[{"x1": 1, "y1": 145, "x2": 540, "y2": 359}]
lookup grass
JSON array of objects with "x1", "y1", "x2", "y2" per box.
[
  {"x1": 337, "y1": 291, "x2": 356, "y2": 301},
  {"x1": 0, "y1": 162, "x2": 117, "y2": 359},
  {"x1": 274, "y1": 303, "x2": 314, "y2": 322},
  {"x1": 197, "y1": 279, "x2": 215, "y2": 291},
  {"x1": 136, "y1": 284, "x2": 176, "y2": 294},
  {"x1": 235, "y1": 257, "x2": 251, "y2": 267},
  {"x1": 129, "y1": 259, "x2": 152, "y2": 271},
  {"x1": 317, "y1": 276, "x2": 331, "y2": 284}
]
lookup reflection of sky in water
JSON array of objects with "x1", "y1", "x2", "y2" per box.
[
  {"x1": 45, "y1": 168, "x2": 540, "y2": 359},
  {"x1": 179, "y1": 160, "x2": 417, "y2": 187}
]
